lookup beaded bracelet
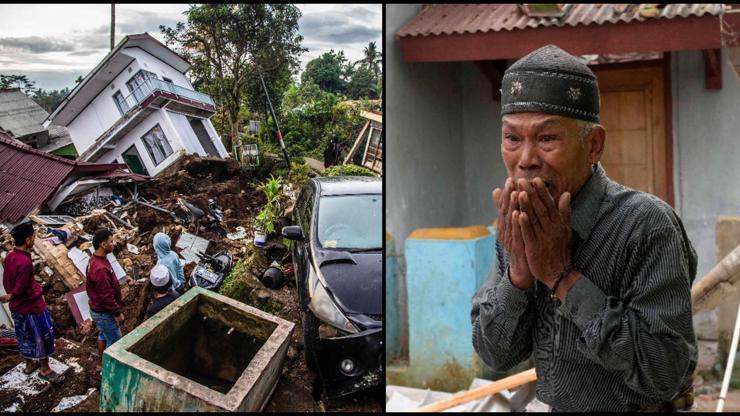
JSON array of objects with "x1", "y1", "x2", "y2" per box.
[{"x1": 550, "y1": 263, "x2": 575, "y2": 300}]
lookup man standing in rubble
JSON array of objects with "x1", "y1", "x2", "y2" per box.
[
  {"x1": 86, "y1": 228, "x2": 124, "y2": 379},
  {"x1": 0, "y1": 222, "x2": 65, "y2": 383},
  {"x1": 470, "y1": 45, "x2": 697, "y2": 412}
]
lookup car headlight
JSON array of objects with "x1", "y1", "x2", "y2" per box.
[{"x1": 308, "y1": 268, "x2": 359, "y2": 334}]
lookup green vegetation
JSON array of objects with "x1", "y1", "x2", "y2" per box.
[
  {"x1": 255, "y1": 175, "x2": 284, "y2": 233},
  {"x1": 161, "y1": 4, "x2": 306, "y2": 150},
  {"x1": 323, "y1": 164, "x2": 375, "y2": 177}
]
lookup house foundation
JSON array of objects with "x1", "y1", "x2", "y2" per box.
[{"x1": 99, "y1": 287, "x2": 294, "y2": 412}]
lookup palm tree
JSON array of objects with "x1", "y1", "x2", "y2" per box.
[{"x1": 362, "y1": 41, "x2": 382, "y2": 79}]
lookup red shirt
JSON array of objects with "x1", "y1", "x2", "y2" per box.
[
  {"x1": 86, "y1": 254, "x2": 122, "y2": 315},
  {"x1": 3, "y1": 249, "x2": 46, "y2": 315}
]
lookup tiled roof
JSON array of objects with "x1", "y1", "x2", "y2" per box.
[{"x1": 397, "y1": 4, "x2": 726, "y2": 38}]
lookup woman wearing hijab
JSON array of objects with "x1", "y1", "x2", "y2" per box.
[{"x1": 153, "y1": 232, "x2": 186, "y2": 293}]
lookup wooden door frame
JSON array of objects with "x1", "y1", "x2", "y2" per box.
[{"x1": 588, "y1": 53, "x2": 674, "y2": 207}]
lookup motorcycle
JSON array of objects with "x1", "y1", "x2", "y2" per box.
[
  {"x1": 190, "y1": 251, "x2": 234, "y2": 291},
  {"x1": 173, "y1": 197, "x2": 227, "y2": 237}
]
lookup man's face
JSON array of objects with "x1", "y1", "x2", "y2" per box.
[
  {"x1": 501, "y1": 113, "x2": 597, "y2": 201},
  {"x1": 25, "y1": 231, "x2": 35, "y2": 247},
  {"x1": 100, "y1": 236, "x2": 115, "y2": 254}
]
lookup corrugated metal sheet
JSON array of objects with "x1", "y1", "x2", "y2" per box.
[
  {"x1": 0, "y1": 131, "x2": 123, "y2": 224},
  {"x1": 397, "y1": 4, "x2": 726, "y2": 37},
  {"x1": 0, "y1": 88, "x2": 49, "y2": 138}
]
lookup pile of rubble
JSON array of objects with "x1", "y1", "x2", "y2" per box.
[{"x1": 0, "y1": 154, "x2": 303, "y2": 412}]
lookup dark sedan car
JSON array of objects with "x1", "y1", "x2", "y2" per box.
[{"x1": 282, "y1": 176, "x2": 382, "y2": 397}]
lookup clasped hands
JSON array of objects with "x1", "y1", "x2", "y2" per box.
[{"x1": 494, "y1": 177, "x2": 573, "y2": 292}]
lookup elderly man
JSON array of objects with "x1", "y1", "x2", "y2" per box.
[{"x1": 471, "y1": 45, "x2": 697, "y2": 412}]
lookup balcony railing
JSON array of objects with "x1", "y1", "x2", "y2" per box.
[{"x1": 120, "y1": 78, "x2": 215, "y2": 113}]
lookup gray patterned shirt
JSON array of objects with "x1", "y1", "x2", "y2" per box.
[{"x1": 471, "y1": 163, "x2": 698, "y2": 412}]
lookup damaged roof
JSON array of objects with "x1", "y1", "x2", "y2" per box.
[
  {"x1": 46, "y1": 33, "x2": 192, "y2": 127},
  {"x1": 396, "y1": 4, "x2": 727, "y2": 37},
  {"x1": 0, "y1": 88, "x2": 49, "y2": 139},
  {"x1": 0, "y1": 130, "x2": 125, "y2": 224}
]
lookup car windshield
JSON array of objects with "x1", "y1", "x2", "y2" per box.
[{"x1": 317, "y1": 194, "x2": 382, "y2": 250}]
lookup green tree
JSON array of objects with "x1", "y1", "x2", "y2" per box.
[
  {"x1": 361, "y1": 41, "x2": 382, "y2": 79},
  {"x1": 33, "y1": 88, "x2": 71, "y2": 113},
  {"x1": 346, "y1": 63, "x2": 377, "y2": 99},
  {"x1": 0, "y1": 74, "x2": 36, "y2": 94},
  {"x1": 161, "y1": 4, "x2": 306, "y2": 149},
  {"x1": 301, "y1": 50, "x2": 348, "y2": 94}
]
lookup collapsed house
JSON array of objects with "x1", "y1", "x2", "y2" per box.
[
  {"x1": 0, "y1": 88, "x2": 74, "y2": 157},
  {"x1": 0, "y1": 130, "x2": 140, "y2": 226},
  {"x1": 43, "y1": 33, "x2": 229, "y2": 177}
]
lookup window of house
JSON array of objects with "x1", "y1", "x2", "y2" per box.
[
  {"x1": 140, "y1": 124, "x2": 173, "y2": 166},
  {"x1": 162, "y1": 77, "x2": 173, "y2": 84},
  {"x1": 126, "y1": 69, "x2": 158, "y2": 102},
  {"x1": 113, "y1": 90, "x2": 129, "y2": 115}
]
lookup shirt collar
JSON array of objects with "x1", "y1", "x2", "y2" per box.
[
  {"x1": 13, "y1": 248, "x2": 31, "y2": 259},
  {"x1": 570, "y1": 163, "x2": 608, "y2": 242}
]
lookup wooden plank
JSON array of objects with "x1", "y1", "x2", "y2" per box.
[
  {"x1": 344, "y1": 121, "x2": 371, "y2": 164},
  {"x1": 415, "y1": 368, "x2": 538, "y2": 412}
]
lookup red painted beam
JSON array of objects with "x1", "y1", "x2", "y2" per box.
[
  {"x1": 702, "y1": 48, "x2": 722, "y2": 90},
  {"x1": 399, "y1": 13, "x2": 740, "y2": 62},
  {"x1": 474, "y1": 60, "x2": 507, "y2": 101}
]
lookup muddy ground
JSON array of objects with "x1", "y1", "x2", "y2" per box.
[{"x1": 0, "y1": 155, "x2": 382, "y2": 412}]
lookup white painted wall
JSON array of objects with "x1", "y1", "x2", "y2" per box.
[
  {"x1": 387, "y1": 4, "x2": 466, "y2": 256},
  {"x1": 100, "y1": 109, "x2": 186, "y2": 177},
  {"x1": 66, "y1": 46, "x2": 211, "y2": 158},
  {"x1": 672, "y1": 49, "x2": 740, "y2": 280},
  {"x1": 67, "y1": 57, "x2": 144, "y2": 153},
  {"x1": 120, "y1": 47, "x2": 194, "y2": 90},
  {"x1": 164, "y1": 111, "x2": 229, "y2": 158},
  {"x1": 202, "y1": 118, "x2": 229, "y2": 157}
]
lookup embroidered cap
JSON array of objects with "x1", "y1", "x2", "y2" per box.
[{"x1": 501, "y1": 44, "x2": 600, "y2": 123}]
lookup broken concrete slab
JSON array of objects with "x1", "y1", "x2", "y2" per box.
[
  {"x1": 50, "y1": 388, "x2": 96, "y2": 412},
  {"x1": 100, "y1": 287, "x2": 294, "y2": 412},
  {"x1": 65, "y1": 285, "x2": 91, "y2": 326},
  {"x1": 0, "y1": 358, "x2": 70, "y2": 411},
  {"x1": 175, "y1": 232, "x2": 210, "y2": 264}
]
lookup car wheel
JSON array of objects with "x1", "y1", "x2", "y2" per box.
[{"x1": 302, "y1": 309, "x2": 320, "y2": 372}]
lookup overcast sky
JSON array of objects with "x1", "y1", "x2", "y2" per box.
[{"x1": 0, "y1": 4, "x2": 382, "y2": 91}]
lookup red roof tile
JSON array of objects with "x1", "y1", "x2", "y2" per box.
[{"x1": 397, "y1": 4, "x2": 726, "y2": 38}]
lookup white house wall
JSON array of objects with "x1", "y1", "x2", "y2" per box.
[
  {"x1": 387, "y1": 3, "x2": 466, "y2": 256},
  {"x1": 67, "y1": 58, "x2": 144, "y2": 154},
  {"x1": 164, "y1": 110, "x2": 228, "y2": 158},
  {"x1": 165, "y1": 110, "x2": 207, "y2": 155},
  {"x1": 99, "y1": 109, "x2": 186, "y2": 177},
  {"x1": 201, "y1": 117, "x2": 229, "y2": 157},
  {"x1": 66, "y1": 46, "x2": 197, "y2": 156},
  {"x1": 119, "y1": 47, "x2": 194, "y2": 90},
  {"x1": 673, "y1": 49, "x2": 740, "y2": 279}
]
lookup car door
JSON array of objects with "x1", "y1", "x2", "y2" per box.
[{"x1": 295, "y1": 183, "x2": 315, "y2": 304}]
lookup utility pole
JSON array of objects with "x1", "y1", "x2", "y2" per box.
[
  {"x1": 110, "y1": 4, "x2": 115, "y2": 50},
  {"x1": 258, "y1": 68, "x2": 291, "y2": 171}
]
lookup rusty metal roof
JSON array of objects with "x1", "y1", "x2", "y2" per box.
[
  {"x1": 0, "y1": 131, "x2": 124, "y2": 224},
  {"x1": 397, "y1": 4, "x2": 727, "y2": 38}
]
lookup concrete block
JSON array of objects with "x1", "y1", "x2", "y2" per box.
[
  {"x1": 403, "y1": 226, "x2": 495, "y2": 391},
  {"x1": 386, "y1": 232, "x2": 400, "y2": 363},
  {"x1": 100, "y1": 287, "x2": 294, "y2": 412}
]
